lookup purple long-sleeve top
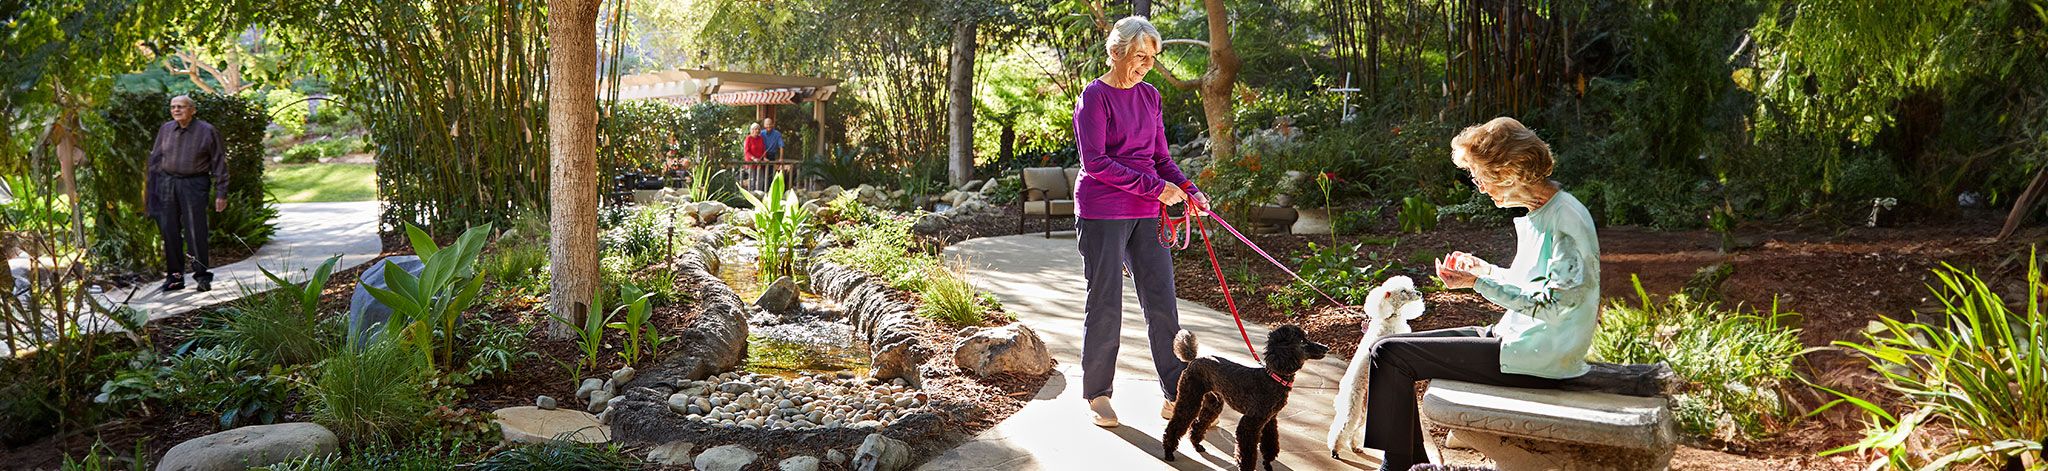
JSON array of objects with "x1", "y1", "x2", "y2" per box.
[{"x1": 1072, "y1": 79, "x2": 1200, "y2": 220}]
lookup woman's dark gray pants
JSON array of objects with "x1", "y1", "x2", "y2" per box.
[{"x1": 1077, "y1": 216, "x2": 1186, "y2": 402}]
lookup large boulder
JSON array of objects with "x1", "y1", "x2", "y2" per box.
[
  {"x1": 493, "y1": 406, "x2": 611, "y2": 444},
  {"x1": 347, "y1": 256, "x2": 425, "y2": 346},
  {"x1": 693, "y1": 444, "x2": 758, "y2": 471},
  {"x1": 695, "y1": 201, "x2": 730, "y2": 224},
  {"x1": 952, "y1": 323, "x2": 1052, "y2": 377},
  {"x1": 853, "y1": 433, "x2": 912, "y2": 471},
  {"x1": 156, "y1": 422, "x2": 338, "y2": 471}
]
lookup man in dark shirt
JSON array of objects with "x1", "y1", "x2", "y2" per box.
[
  {"x1": 144, "y1": 95, "x2": 229, "y2": 292},
  {"x1": 761, "y1": 117, "x2": 784, "y2": 160}
]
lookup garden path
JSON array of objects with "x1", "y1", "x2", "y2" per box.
[
  {"x1": 96, "y1": 201, "x2": 382, "y2": 321},
  {"x1": 928, "y1": 231, "x2": 1422, "y2": 471}
]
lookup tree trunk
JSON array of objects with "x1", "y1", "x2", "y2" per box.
[
  {"x1": 1154, "y1": 0, "x2": 1242, "y2": 171},
  {"x1": 547, "y1": 0, "x2": 601, "y2": 338},
  {"x1": 946, "y1": 17, "x2": 979, "y2": 188}
]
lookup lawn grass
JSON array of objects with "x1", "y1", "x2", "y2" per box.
[{"x1": 265, "y1": 163, "x2": 376, "y2": 203}]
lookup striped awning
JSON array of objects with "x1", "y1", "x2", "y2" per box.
[{"x1": 710, "y1": 90, "x2": 798, "y2": 106}]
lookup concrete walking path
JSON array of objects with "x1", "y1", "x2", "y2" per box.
[
  {"x1": 927, "y1": 231, "x2": 1406, "y2": 471},
  {"x1": 96, "y1": 201, "x2": 382, "y2": 321}
]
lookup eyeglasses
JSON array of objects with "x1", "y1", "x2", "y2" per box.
[{"x1": 169, "y1": 105, "x2": 192, "y2": 109}]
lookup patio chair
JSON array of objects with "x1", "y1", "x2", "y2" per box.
[{"x1": 1019, "y1": 167, "x2": 1078, "y2": 238}]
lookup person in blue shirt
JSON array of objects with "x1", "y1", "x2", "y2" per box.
[
  {"x1": 1358, "y1": 117, "x2": 1601, "y2": 470},
  {"x1": 760, "y1": 117, "x2": 785, "y2": 160}
]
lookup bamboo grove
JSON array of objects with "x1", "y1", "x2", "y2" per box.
[{"x1": 1325, "y1": 0, "x2": 1586, "y2": 120}]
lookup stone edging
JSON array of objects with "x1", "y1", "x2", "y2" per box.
[{"x1": 806, "y1": 259, "x2": 934, "y2": 388}]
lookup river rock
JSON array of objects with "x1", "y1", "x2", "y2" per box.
[
  {"x1": 853, "y1": 433, "x2": 912, "y2": 471},
  {"x1": 780, "y1": 455, "x2": 821, "y2": 471},
  {"x1": 648, "y1": 441, "x2": 694, "y2": 465},
  {"x1": 694, "y1": 444, "x2": 757, "y2": 471},
  {"x1": 156, "y1": 422, "x2": 338, "y2": 471}
]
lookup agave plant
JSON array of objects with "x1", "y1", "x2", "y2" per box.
[{"x1": 737, "y1": 173, "x2": 811, "y2": 283}]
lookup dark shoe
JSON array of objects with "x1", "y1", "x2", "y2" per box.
[
  {"x1": 195, "y1": 280, "x2": 212, "y2": 292},
  {"x1": 162, "y1": 278, "x2": 185, "y2": 292}
]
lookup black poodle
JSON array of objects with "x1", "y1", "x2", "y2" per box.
[{"x1": 1161, "y1": 325, "x2": 1330, "y2": 471}]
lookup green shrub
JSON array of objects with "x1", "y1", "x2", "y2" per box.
[
  {"x1": 266, "y1": 89, "x2": 311, "y2": 137},
  {"x1": 979, "y1": 176, "x2": 1022, "y2": 205},
  {"x1": 195, "y1": 256, "x2": 342, "y2": 365},
  {"x1": 452, "y1": 318, "x2": 534, "y2": 385},
  {"x1": 917, "y1": 259, "x2": 994, "y2": 327},
  {"x1": 59, "y1": 441, "x2": 148, "y2": 471},
  {"x1": 1591, "y1": 276, "x2": 1806, "y2": 443},
  {"x1": 483, "y1": 240, "x2": 548, "y2": 297},
  {"x1": 471, "y1": 441, "x2": 632, "y2": 471},
  {"x1": 98, "y1": 345, "x2": 294, "y2": 429},
  {"x1": 1265, "y1": 242, "x2": 1392, "y2": 311},
  {"x1": 1398, "y1": 196, "x2": 1437, "y2": 233},
  {"x1": 824, "y1": 212, "x2": 932, "y2": 292},
  {"x1": 1817, "y1": 256, "x2": 2048, "y2": 470},
  {"x1": 308, "y1": 340, "x2": 433, "y2": 442}
]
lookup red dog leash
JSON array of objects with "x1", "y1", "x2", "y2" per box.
[{"x1": 1160, "y1": 202, "x2": 1352, "y2": 388}]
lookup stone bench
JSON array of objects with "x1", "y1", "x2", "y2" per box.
[{"x1": 1422, "y1": 380, "x2": 1676, "y2": 471}]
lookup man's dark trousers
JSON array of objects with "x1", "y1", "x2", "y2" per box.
[{"x1": 156, "y1": 173, "x2": 213, "y2": 283}]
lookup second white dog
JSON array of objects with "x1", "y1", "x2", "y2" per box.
[{"x1": 1327, "y1": 275, "x2": 1425, "y2": 458}]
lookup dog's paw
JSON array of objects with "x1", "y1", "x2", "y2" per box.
[
  {"x1": 1192, "y1": 443, "x2": 1207, "y2": 454},
  {"x1": 1161, "y1": 451, "x2": 1176, "y2": 462}
]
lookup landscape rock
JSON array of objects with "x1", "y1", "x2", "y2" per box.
[
  {"x1": 535, "y1": 395, "x2": 557, "y2": 410},
  {"x1": 694, "y1": 444, "x2": 758, "y2": 471},
  {"x1": 695, "y1": 201, "x2": 729, "y2": 223},
  {"x1": 587, "y1": 389, "x2": 613, "y2": 413},
  {"x1": 780, "y1": 455, "x2": 821, "y2": 471},
  {"x1": 952, "y1": 323, "x2": 1052, "y2": 377},
  {"x1": 494, "y1": 406, "x2": 610, "y2": 444},
  {"x1": 853, "y1": 433, "x2": 912, "y2": 471},
  {"x1": 825, "y1": 449, "x2": 848, "y2": 466},
  {"x1": 156, "y1": 422, "x2": 337, "y2": 471},
  {"x1": 961, "y1": 179, "x2": 984, "y2": 192},
  {"x1": 576, "y1": 378, "x2": 604, "y2": 400},
  {"x1": 610, "y1": 367, "x2": 637, "y2": 386},
  {"x1": 648, "y1": 441, "x2": 694, "y2": 465},
  {"x1": 346, "y1": 256, "x2": 425, "y2": 346},
  {"x1": 755, "y1": 276, "x2": 802, "y2": 313}
]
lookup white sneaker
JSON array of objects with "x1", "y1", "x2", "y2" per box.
[
  {"x1": 1162, "y1": 400, "x2": 1175, "y2": 420},
  {"x1": 1089, "y1": 396, "x2": 1120, "y2": 427}
]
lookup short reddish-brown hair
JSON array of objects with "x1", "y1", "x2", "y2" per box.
[{"x1": 1450, "y1": 117, "x2": 1553, "y2": 187}]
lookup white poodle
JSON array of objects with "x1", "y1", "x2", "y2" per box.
[{"x1": 1327, "y1": 275, "x2": 1426, "y2": 458}]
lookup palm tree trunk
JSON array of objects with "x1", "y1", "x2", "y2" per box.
[{"x1": 547, "y1": 0, "x2": 601, "y2": 338}]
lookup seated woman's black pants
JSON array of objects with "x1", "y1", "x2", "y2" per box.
[{"x1": 1362, "y1": 326, "x2": 1563, "y2": 469}]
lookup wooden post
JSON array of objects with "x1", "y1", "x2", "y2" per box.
[{"x1": 812, "y1": 98, "x2": 827, "y2": 159}]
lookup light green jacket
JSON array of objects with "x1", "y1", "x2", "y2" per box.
[{"x1": 1470, "y1": 190, "x2": 1601, "y2": 379}]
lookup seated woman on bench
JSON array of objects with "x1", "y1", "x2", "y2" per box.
[{"x1": 1362, "y1": 117, "x2": 1601, "y2": 471}]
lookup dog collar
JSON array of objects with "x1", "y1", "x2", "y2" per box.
[{"x1": 1269, "y1": 371, "x2": 1293, "y2": 388}]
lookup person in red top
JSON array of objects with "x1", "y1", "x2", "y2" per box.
[{"x1": 743, "y1": 123, "x2": 767, "y2": 161}]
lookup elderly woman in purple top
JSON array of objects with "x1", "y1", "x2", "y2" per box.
[{"x1": 1073, "y1": 15, "x2": 1210, "y2": 428}]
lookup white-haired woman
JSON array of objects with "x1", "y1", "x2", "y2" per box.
[{"x1": 1073, "y1": 16, "x2": 1209, "y2": 428}]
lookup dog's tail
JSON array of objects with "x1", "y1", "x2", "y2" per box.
[{"x1": 1173, "y1": 330, "x2": 1198, "y2": 362}]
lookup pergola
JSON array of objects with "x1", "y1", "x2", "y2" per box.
[{"x1": 609, "y1": 68, "x2": 843, "y2": 158}]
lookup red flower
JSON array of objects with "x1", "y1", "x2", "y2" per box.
[{"x1": 1319, "y1": 171, "x2": 1339, "y2": 182}]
